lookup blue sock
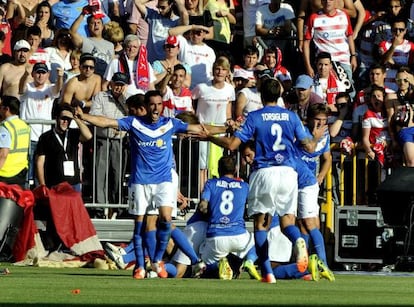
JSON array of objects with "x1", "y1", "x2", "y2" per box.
[
  {"x1": 144, "y1": 230, "x2": 157, "y2": 262},
  {"x1": 124, "y1": 241, "x2": 134, "y2": 254},
  {"x1": 171, "y1": 228, "x2": 199, "y2": 264},
  {"x1": 123, "y1": 251, "x2": 136, "y2": 264},
  {"x1": 283, "y1": 225, "x2": 302, "y2": 244},
  {"x1": 254, "y1": 230, "x2": 272, "y2": 276},
  {"x1": 165, "y1": 263, "x2": 177, "y2": 277},
  {"x1": 133, "y1": 221, "x2": 144, "y2": 269},
  {"x1": 245, "y1": 246, "x2": 258, "y2": 263},
  {"x1": 273, "y1": 263, "x2": 306, "y2": 279},
  {"x1": 309, "y1": 228, "x2": 327, "y2": 264},
  {"x1": 301, "y1": 233, "x2": 310, "y2": 249},
  {"x1": 154, "y1": 221, "x2": 171, "y2": 262}
]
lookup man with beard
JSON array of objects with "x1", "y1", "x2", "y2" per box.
[
  {"x1": 76, "y1": 90, "x2": 206, "y2": 279},
  {"x1": 0, "y1": 40, "x2": 32, "y2": 98}
]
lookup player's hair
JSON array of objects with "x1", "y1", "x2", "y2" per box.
[
  {"x1": 240, "y1": 140, "x2": 255, "y2": 153},
  {"x1": 144, "y1": 90, "x2": 162, "y2": 105},
  {"x1": 218, "y1": 156, "x2": 236, "y2": 177},
  {"x1": 126, "y1": 94, "x2": 145, "y2": 109},
  {"x1": 1, "y1": 96, "x2": 20, "y2": 115},
  {"x1": 307, "y1": 103, "x2": 331, "y2": 119},
  {"x1": 260, "y1": 78, "x2": 281, "y2": 104}
]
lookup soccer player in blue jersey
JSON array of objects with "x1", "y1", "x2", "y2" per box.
[
  {"x1": 205, "y1": 78, "x2": 326, "y2": 283},
  {"x1": 197, "y1": 156, "x2": 255, "y2": 279},
  {"x1": 76, "y1": 90, "x2": 206, "y2": 279},
  {"x1": 295, "y1": 103, "x2": 335, "y2": 281}
]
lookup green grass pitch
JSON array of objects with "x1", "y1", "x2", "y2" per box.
[{"x1": 1, "y1": 264, "x2": 414, "y2": 306}]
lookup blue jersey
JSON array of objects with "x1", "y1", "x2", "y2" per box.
[
  {"x1": 235, "y1": 105, "x2": 312, "y2": 169},
  {"x1": 295, "y1": 126, "x2": 330, "y2": 175},
  {"x1": 295, "y1": 158, "x2": 318, "y2": 189},
  {"x1": 117, "y1": 116, "x2": 188, "y2": 184},
  {"x1": 201, "y1": 177, "x2": 249, "y2": 238}
]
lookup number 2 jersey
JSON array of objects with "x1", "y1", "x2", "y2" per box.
[
  {"x1": 234, "y1": 105, "x2": 312, "y2": 169},
  {"x1": 117, "y1": 116, "x2": 188, "y2": 185},
  {"x1": 201, "y1": 176, "x2": 249, "y2": 238}
]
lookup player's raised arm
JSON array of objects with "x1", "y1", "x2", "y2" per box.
[{"x1": 75, "y1": 106, "x2": 119, "y2": 128}]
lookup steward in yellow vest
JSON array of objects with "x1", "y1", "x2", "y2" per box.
[{"x1": 0, "y1": 96, "x2": 30, "y2": 188}]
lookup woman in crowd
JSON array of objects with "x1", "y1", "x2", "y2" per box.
[
  {"x1": 152, "y1": 35, "x2": 191, "y2": 87},
  {"x1": 34, "y1": 1, "x2": 55, "y2": 48},
  {"x1": 45, "y1": 28, "x2": 74, "y2": 83}
]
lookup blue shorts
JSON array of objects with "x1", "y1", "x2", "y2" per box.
[{"x1": 398, "y1": 126, "x2": 414, "y2": 145}]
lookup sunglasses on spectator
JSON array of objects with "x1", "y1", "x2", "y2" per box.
[
  {"x1": 82, "y1": 65, "x2": 95, "y2": 70},
  {"x1": 392, "y1": 28, "x2": 405, "y2": 33},
  {"x1": 60, "y1": 116, "x2": 72, "y2": 121},
  {"x1": 396, "y1": 78, "x2": 409, "y2": 83},
  {"x1": 165, "y1": 44, "x2": 177, "y2": 49}
]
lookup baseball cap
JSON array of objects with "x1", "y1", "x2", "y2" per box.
[
  {"x1": 165, "y1": 36, "x2": 179, "y2": 47},
  {"x1": 33, "y1": 62, "x2": 49, "y2": 73},
  {"x1": 13, "y1": 40, "x2": 30, "y2": 51},
  {"x1": 295, "y1": 74, "x2": 314, "y2": 89},
  {"x1": 112, "y1": 72, "x2": 130, "y2": 85}
]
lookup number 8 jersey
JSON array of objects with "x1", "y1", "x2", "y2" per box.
[{"x1": 201, "y1": 177, "x2": 249, "y2": 238}]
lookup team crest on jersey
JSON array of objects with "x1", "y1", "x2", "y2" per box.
[
  {"x1": 322, "y1": 32, "x2": 329, "y2": 38},
  {"x1": 220, "y1": 216, "x2": 230, "y2": 224},
  {"x1": 275, "y1": 153, "x2": 284, "y2": 164},
  {"x1": 156, "y1": 138, "x2": 164, "y2": 147}
]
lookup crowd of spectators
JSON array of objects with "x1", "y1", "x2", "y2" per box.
[{"x1": 1, "y1": 0, "x2": 414, "y2": 209}]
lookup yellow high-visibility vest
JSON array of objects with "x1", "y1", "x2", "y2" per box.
[{"x1": 0, "y1": 117, "x2": 30, "y2": 178}]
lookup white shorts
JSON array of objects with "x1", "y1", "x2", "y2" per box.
[
  {"x1": 146, "y1": 169, "x2": 179, "y2": 217},
  {"x1": 200, "y1": 230, "x2": 255, "y2": 265},
  {"x1": 128, "y1": 181, "x2": 174, "y2": 216},
  {"x1": 172, "y1": 221, "x2": 208, "y2": 265},
  {"x1": 268, "y1": 225, "x2": 292, "y2": 263},
  {"x1": 248, "y1": 166, "x2": 298, "y2": 217},
  {"x1": 297, "y1": 183, "x2": 320, "y2": 219}
]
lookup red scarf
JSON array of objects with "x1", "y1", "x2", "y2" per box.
[
  {"x1": 326, "y1": 69, "x2": 340, "y2": 105},
  {"x1": 118, "y1": 45, "x2": 149, "y2": 91}
]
